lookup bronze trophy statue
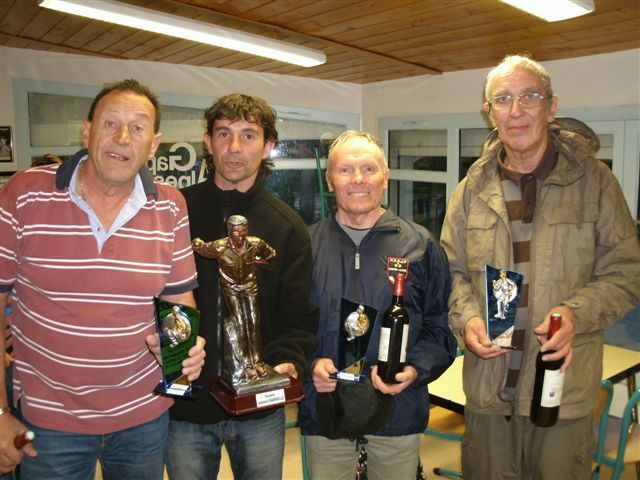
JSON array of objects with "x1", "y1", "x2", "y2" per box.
[{"x1": 192, "y1": 215, "x2": 302, "y2": 414}]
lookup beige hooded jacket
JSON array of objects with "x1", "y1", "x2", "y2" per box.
[{"x1": 441, "y1": 118, "x2": 640, "y2": 418}]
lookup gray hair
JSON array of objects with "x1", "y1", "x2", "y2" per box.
[
  {"x1": 484, "y1": 54, "x2": 554, "y2": 103},
  {"x1": 227, "y1": 215, "x2": 248, "y2": 233},
  {"x1": 327, "y1": 130, "x2": 388, "y2": 173}
]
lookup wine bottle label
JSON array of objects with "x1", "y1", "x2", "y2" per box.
[
  {"x1": 400, "y1": 324, "x2": 409, "y2": 362},
  {"x1": 540, "y1": 369, "x2": 564, "y2": 407},
  {"x1": 378, "y1": 327, "x2": 391, "y2": 361}
]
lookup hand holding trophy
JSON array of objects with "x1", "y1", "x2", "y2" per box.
[
  {"x1": 193, "y1": 215, "x2": 302, "y2": 414},
  {"x1": 154, "y1": 300, "x2": 202, "y2": 398}
]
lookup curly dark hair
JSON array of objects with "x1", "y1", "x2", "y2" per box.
[{"x1": 204, "y1": 94, "x2": 278, "y2": 175}]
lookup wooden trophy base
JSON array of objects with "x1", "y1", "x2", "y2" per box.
[{"x1": 210, "y1": 375, "x2": 304, "y2": 415}]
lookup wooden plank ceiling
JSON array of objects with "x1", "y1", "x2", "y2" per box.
[{"x1": 1, "y1": 0, "x2": 638, "y2": 84}]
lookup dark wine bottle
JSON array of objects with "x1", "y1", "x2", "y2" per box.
[
  {"x1": 377, "y1": 274, "x2": 410, "y2": 384},
  {"x1": 530, "y1": 312, "x2": 564, "y2": 427}
]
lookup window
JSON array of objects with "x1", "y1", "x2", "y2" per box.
[
  {"x1": 387, "y1": 129, "x2": 449, "y2": 239},
  {"x1": 459, "y1": 128, "x2": 491, "y2": 181},
  {"x1": 17, "y1": 80, "x2": 358, "y2": 225},
  {"x1": 268, "y1": 118, "x2": 350, "y2": 224},
  {"x1": 380, "y1": 108, "x2": 639, "y2": 236}
]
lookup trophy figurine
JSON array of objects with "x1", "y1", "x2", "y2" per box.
[
  {"x1": 485, "y1": 265, "x2": 523, "y2": 348},
  {"x1": 192, "y1": 215, "x2": 302, "y2": 414}
]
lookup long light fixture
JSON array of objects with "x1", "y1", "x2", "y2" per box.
[
  {"x1": 39, "y1": 0, "x2": 326, "y2": 67},
  {"x1": 500, "y1": 0, "x2": 595, "y2": 22}
]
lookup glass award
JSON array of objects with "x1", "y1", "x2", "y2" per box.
[
  {"x1": 153, "y1": 298, "x2": 202, "y2": 399},
  {"x1": 337, "y1": 299, "x2": 377, "y2": 383},
  {"x1": 485, "y1": 265, "x2": 524, "y2": 348}
]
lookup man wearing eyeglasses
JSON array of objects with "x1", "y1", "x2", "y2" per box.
[{"x1": 440, "y1": 54, "x2": 640, "y2": 479}]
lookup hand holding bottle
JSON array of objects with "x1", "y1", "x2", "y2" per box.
[
  {"x1": 533, "y1": 305, "x2": 575, "y2": 371},
  {"x1": 531, "y1": 312, "x2": 568, "y2": 427},
  {"x1": 0, "y1": 413, "x2": 38, "y2": 474},
  {"x1": 370, "y1": 364, "x2": 417, "y2": 395}
]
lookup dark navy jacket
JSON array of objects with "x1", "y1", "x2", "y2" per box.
[{"x1": 298, "y1": 209, "x2": 457, "y2": 436}]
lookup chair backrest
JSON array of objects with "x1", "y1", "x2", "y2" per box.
[{"x1": 592, "y1": 379, "x2": 640, "y2": 480}]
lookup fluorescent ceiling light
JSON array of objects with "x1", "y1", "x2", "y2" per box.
[
  {"x1": 500, "y1": 0, "x2": 595, "y2": 22},
  {"x1": 39, "y1": 0, "x2": 326, "y2": 67}
]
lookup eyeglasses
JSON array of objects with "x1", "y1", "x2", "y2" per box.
[{"x1": 488, "y1": 92, "x2": 551, "y2": 111}]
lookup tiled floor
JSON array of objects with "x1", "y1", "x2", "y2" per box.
[
  {"x1": 215, "y1": 405, "x2": 638, "y2": 480},
  {"x1": 95, "y1": 404, "x2": 638, "y2": 479}
]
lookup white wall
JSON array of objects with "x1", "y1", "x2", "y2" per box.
[
  {"x1": 1, "y1": 46, "x2": 639, "y2": 169},
  {"x1": 0, "y1": 46, "x2": 362, "y2": 114},
  {"x1": 362, "y1": 49, "x2": 640, "y2": 132},
  {"x1": 0, "y1": 46, "x2": 361, "y2": 170}
]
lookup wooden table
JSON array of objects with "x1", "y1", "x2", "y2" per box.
[{"x1": 428, "y1": 344, "x2": 640, "y2": 413}]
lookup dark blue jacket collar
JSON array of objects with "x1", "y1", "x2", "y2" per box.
[{"x1": 55, "y1": 149, "x2": 158, "y2": 198}]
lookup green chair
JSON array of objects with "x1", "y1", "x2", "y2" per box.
[
  {"x1": 423, "y1": 406, "x2": 464, "y2": 478},
  {"x1": 424, "y1": 347, "x2": 465, "y2": 478},
  {"x1": 592, "y1": 379, "x2": 640, "y2": 479},
  {"x1": 284, "y1": 417, "x2": 310, "y2": 480}
]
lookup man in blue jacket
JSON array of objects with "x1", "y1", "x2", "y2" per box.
[{"x1": 298, "y1": 130, "x2": 456, "y2": 479}]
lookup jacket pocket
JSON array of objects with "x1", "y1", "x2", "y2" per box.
[
  {"x1": 466, "y1": 204, "x2": 499, "y2": 272},
  {"x1": 541, "y1": 201, "x2": 597, "y2": 285},
  {"x1": 561, "y1": 333, "x2": 602, "y2": 414},
  {"x1": 462, "y1": 350, "x2": 508, "y2": 409}
]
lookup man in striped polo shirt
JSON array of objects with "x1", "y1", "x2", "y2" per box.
[
  {"x1": 441, "y1": 55, "x2": 640, "y2": 479},
  {"x1": 0, "y1": 79, "x2": 206, "y2": 479}
]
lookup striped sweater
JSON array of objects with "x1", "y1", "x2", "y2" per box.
[{"x1": 0, "y1": 156, "x2": 197, "y2": 434}]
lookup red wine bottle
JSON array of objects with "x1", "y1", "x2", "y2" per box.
[
  {"x1": 530, "y1": 312, "x2": 564, "y2": 427},
  {"x1": 377, "y1": 274, "x2": 410, "y2": 384}
]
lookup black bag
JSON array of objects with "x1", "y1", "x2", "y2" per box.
[{"x1": 316, "y1": 376, "x2": 394, "y2": 440}]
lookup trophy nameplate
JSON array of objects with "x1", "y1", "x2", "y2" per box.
[
  {"x1": 210, "y1": 373, "x2": 303, "y2": 416},
  {"x1": 485, "y1": 265, "x2": 524, "y2": 348},
  {"x1": 153, "y1": 299, "x2": 202, "y2": 399},
  {"x1": 329, "y1": 358, "x2": 366, "y2": 383}
]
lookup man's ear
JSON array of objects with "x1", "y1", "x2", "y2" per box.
[
  {"x1": 81, "y1": 120, "x2": 91, "y2": 148},
  {"x1": 262, "y1": 140, "x2": 275, "y2": 160},
  {"x1": 547, "y1": 96, "x2": 559, "y2": 123},
  {"x1": 326, "y1": 171, "x2": 334, "y2": 192},
  {"x1": 203, "y1": 132, "x2": 213, "y2": 155},
  {"x1": 483, "y1": 103, "x2": 497, "y2": 127},
  {"x1": 148, "y1": 132, "x2": 162, "y2": 160}
]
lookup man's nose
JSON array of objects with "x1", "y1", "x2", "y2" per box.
[
  {"x1": 509, "y1": 98, "x2": 524, "y2": 115},
  {"x1": 229, "y1": 135, "x2": 242, "y2": 152},
  {"x1": 352, "y1": 168, "x2": 364, "y2": 182},
  {"x1": 115, "y1": 125, "x2": 130, "y2": 144}
]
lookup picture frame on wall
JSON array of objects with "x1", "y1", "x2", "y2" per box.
[
  {"x1": 0, "y1": 126, "x2": 13, "y2": 163},
  {"x1": 0, "y1": 171, "x2": 16, "y2": 188}
]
